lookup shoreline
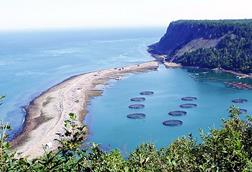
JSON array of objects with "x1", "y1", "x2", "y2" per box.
[
  {"x1": 163, "y1": 62, "x2": 182, "y2": 68},
  {"x1": 217, "y1": 68, "x2": 252, "y2": 79},
  {"x1": 148, "y1": 52, "x2": 252, "y2": 78},
  {"x1": 11, "y1": 61, "x2": 159, "y2": 159}
]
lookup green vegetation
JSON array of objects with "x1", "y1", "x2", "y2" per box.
[
  {"x1": 176, "y1": 31, "x2": 252, "y2": 73},
  {"x1": 173, "y1": 19, "x2": 252, "y2": 25},
  {"x1": 1, "y1": 95, "x2": 252, "y2": 171},
  {"x1": 150, "y1": 19, "x2": 252, "y2": 73}
]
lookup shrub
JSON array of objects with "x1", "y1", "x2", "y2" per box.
[{"x1": 1, "y1": 95, "x2": 252, "y2": 171}]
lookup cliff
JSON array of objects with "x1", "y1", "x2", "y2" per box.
[{"x1": 149, "y1": 20, "x2": 252, "y2": 73}]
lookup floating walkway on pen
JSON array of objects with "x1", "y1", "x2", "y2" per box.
[
  {"x1": 225, "y1": 82, "x2": 252, "y2": 90},
  {"x1": 168, "y1": 110, "x2": 187, "y2": 116},
  {"x1": 181, "y1": 97, "x2": 197, "y2": 101},
  {"x1": 140, "y1": 91, "x2": 154, "y2": 96},
  {"x1": 126, "y1": 93, "x2": 251, "y2": 127},
  {"x1": 239, "y1": 109, "x2": 248, "y2": 114},
  {"x1": 127, "y1": 113, "x2": 146, "y2": 119},
  {"x1": 180, "y1": 103, "x2": 197, "y2": 108},
  {"x1": 232, "y1": 98, "x2": 248, "y2": 103},
  {"x1": 162, "y1": 120, "x2": 183, "y2": 127},
  {"x1": 128, "y1": 104, "x2": 145, "y2": 109},
  {"x1": 130, "y1": 97, "x2": 146, "y2": 102},
  {"x1": 127, "y1": 91, "x2": 155, "y2": 119}
]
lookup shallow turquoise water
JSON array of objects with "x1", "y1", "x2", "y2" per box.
[
  {"x1": 86, "y1": 66, "x2": 252, "y2": 154},
  {"x1": 0, "y1": 28, "x2": 164, "y2": 137},
  {"x1": 0, "y1": 28, "x2": 252, "y2": 152}
]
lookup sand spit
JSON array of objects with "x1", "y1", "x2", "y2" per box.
[
  {"x1": 164, "y1": 62, "x2": 182, "y2": 68},
  {"x1": 11, "y1": 61, "x2": 159, "y2": 159}
]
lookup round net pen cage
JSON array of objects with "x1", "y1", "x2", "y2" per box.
[
  {"x1": 128, "y1": 104, "x2": 145, "y2": 109},
  {"x1": 168, "y1": 110, "x2": 187, "y2": 116},
  {"x1": 180, "y1": 103, "x2": 197, "y2": 108},
  {"x1": 232, "y1": 98, "x2": 248, "y2": 103},
  {"x1": 130, "y1": 97, "x2": 146, "y2": 102},
  {"x1": 224, "y1": 82, "x2": 252, "y2": 90},
  {"x1": 127, "y1": 113, "x2": 146, "y2": 119},
  {"x1": 181, "y1": 96, "x2": 197, "y2": 101},
  {"x1": 239, "y1": 109, "x2": 248, "y2": 114},
  {"x1": 162, "y1": 120, "x2": 183, "y2": 127},
  {"x1": 140, "y1": 91, "x2": 154, "y2": 96}
]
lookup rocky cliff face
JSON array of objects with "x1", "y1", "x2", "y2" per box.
[
  {"x1": 149, "y1": 20, "x2": 234, "y2": 56},
  {"x1": 149, "y1": 20, "x2": 252, "y2": 73}
]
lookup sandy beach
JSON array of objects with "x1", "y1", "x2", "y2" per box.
[
  {"x1": 11, "y1": 61, "x2": 159, "y2": 159},
  {"x1": 148, "y1": 52, "x2": 182, "y2": 68},
  {"x1": 164, "y1": 62, "x2": 182, "y2": 68}
]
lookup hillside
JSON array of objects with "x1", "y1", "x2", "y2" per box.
[{"x1": 149, "y1": 19, "x2": 252, "y2": 73}]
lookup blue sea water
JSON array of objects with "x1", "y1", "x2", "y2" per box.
[
  {"x1": 86, "y1": 66, "x2": 252, "y2": 154},
  {"x1": 0, "y1": 28, "x2": 252, "y2": 153},
  {"x1": 0, "y1": 28, "x2": 164, "y2": 137}
]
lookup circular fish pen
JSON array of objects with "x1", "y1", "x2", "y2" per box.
[
  {"x1": 140, "y1": 91, "x2": 154, "y2": 96},
  {"x1": 225, "y1": 82, "x2": 252, "y2": 90},
  {"x1": 180, "y1": 103, "x2": 197, "y2": 108},
  {"x1": 232, "y1": 98, "x2": 248, "y2": 103},
  {"x1": 181, "y1": 97, "x2": 197, "y2": 101},
  {"x1": 130, "y1": 97, "x2": 146, "y2": 102},
  {"x1": 127, "y1": 113, "x2": 146, "y2": 119},
  {"x1": 128, "y1": 104, "x2": 145, "y2": 109},
  {"x1": 168, "y1": 110, "x2": 187, "y2": 116},
  {"x1": 162, "y1": 120, "x2": 183, "y2": 127},
  {"x1": 239, "y1": 109, "x2": 248, "y2": 114}
]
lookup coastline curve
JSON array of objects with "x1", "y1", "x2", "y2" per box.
[{"x1": 11, "y1": 61, "x2": 159, "y2": 158}]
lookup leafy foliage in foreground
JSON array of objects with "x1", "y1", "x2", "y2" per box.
[{"x1": 1, "y1": 96, "x2": 252, "y2": 171}]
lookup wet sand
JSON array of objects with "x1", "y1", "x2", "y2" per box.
[
  {"x1": 164, "y1": 62, "x2": 182, "y2": 68},
  {"x1": 11, "y1": 61, "x2": 159, "y2": 159}
]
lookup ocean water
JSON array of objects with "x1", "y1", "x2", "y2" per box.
[
  {"x1": 86, "y1": 66, "x2": 252, "y2": 154},
  {"x1": 0, "y1": 28, "x2": 164, "y2": 137},
  {"x1": 0, "y1": 28, "x2": 252, "y2": 153}
]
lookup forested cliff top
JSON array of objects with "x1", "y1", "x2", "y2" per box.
[{"x1": 149, "y1": 19, "x2": 252, "y2": 73}]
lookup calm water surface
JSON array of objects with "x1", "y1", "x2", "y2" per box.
[
  {"x1": 0, "y1": 28, "x2": 164, "y2": 137},
  {"x1": 86, "y1": 66, "x2": 252, "y2": 154},
  {"x1": 0, "y1": 28, "x2": 251, "y2": 152}
]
